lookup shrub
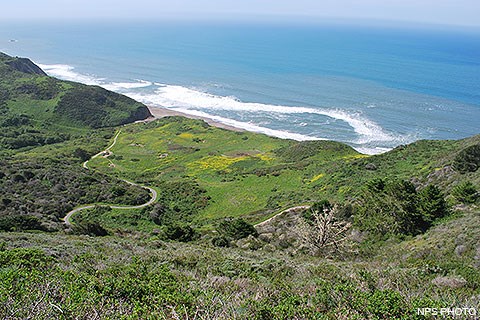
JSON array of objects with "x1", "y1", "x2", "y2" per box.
[
  {"x1": 452, "y1": 181, "x2": 478, "y2": 204},
  {"x1": 355, "y1": 179, "x2": 421, "y2": 236},
  {"x1": 164, "y1": 223, "x2": 197, "y2": 242},
  {"x1": 355, "y1": 179, "x2": 449, "y2": 237},
  {"x1": 73, "y1": 148, "x2": 91, "y2": 162},
  {"x1": 303, "y1": 200, "x2": 332, "y2": 222},
  {"x1": 149, "y1": 203, "x2": 168, "y2": 225},
  {"x1": 73, "y1": 221, "x2": 109, "y2": 236},
  {"x1": 0, "y1": 215, "x2": 45, "y2": 232},
  {"x1": 418, "y1": 184, "x2": 449, "y2": 225},
  {"x1": 72, "y1": 205, "x2": 110, "y2": 236},
  {"x1": 0, "y1": 248, "x2": 53, "y2": 268},
  {"x1": 211, "y1": 235, "x2": 230, "y2": 247},
  {"x1": 218, "y1": 218, "x2": 258, "y2": 240},
  {"x1": 148, "y1": 180, "x2": 209, "y2": 225},
  {"x1": 453, "y1": 144, "x2": 480, "y2": 173},
  {"x1": 296, "y1": 205, "x2": 353, "y2": 256}
]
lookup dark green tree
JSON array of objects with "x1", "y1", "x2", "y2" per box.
[
  {"x1": 218, "y1": 218, "x2": 258, "y2": 240},
  {"x1": 452, "y1": 181, "x2": 478, "y2": 204},
  {"x1": 453, "y1": 144, "x2": 480, "y2": 173},
  {"x1": 418, "y1": 185, "x2": 449, "y2": 227}
]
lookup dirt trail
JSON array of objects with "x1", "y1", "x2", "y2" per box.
[
  {"x1": 65, "y1": 129, "x2": 307, "y2": 228},
  {"x1": 254, "y1": 205, "x2": 310, "y2": 228},
  {"x1": 63, "y1": 130, "x2": 157, "y2": 226}
]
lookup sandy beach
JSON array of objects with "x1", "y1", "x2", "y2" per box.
[{"x1": 146, "y1": 106, "x2": 244, "y2": 132}]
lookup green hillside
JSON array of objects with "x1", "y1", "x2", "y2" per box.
[
  {"x1": 83, "y1": 116, "x2": 479, "y2": 232},
  {"x1": 0, "y1": 53, "x2": 152, "y2": 231},
  {"x1": 1, "y1": 52, "x2": 479, "y2": 318},
  {"x1": 0, "y1": 52, "x2": 151, "y2": 150}
]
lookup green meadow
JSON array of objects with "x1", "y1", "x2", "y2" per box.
[
  {"x1": 86, "y1": 116, "x2": 479, "y2": 232},
  {"x1": 87, "y1": 117, "x2": 358, "y2": 227}
]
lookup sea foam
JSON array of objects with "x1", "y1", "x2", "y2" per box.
[
  {"x1": 39, "y1": 63, "x2": 397, "y2": 154},
  {"x1": 37, "y1": 63, "x2": 152, "y2": 91},
  {"x1": 102, "y1": 80, "x2": 153, "y2": 91},
  {"x1": 173, "y1": 108, "x2": 322, "y2": 141},
  {"x1": 134, "y1": 84, "x2": 396, "y2": 144},
  {"x1": 37, "y1": 63, "x2": 103, "y2": 86}
]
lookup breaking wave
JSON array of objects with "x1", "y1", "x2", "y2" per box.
[{"x1": 39, "y1": 63, "x2": 403, "y2": 154}]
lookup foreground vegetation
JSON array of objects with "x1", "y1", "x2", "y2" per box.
[{"x1": 1, "y1": 205, "x2": 479, "y2": 319}]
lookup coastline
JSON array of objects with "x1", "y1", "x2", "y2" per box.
[
  {"x1": 146, "y1": 105, "x2": 386, "y2": 155},
  {"x1": 146, "y1": 105, "x2": 244, "y2": 132}
]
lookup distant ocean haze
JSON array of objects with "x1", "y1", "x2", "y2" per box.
[{"x1": 1, "y1": 22, "x2": 479, "y2": 154}]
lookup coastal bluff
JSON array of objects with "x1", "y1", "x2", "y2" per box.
[{"x1": 1, "y1": 52, "x2": 47, "y2": 76}]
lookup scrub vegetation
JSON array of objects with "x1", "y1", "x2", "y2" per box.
[{"x1": 1, "y1": 52, "x2": 480, "y2": 319}]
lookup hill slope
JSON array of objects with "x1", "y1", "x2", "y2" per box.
[
  {"x1": 82, "y1": 116, "x2": 479, "y2": 231},
  {"x1": 0, "y1": 53, "x2": 479, "y2": 318},
  {"x1": 0, "y1": 53, "x2": 153, "y2": 231},
  {"x1": 0, "y1": 52, "x2": 151, "y2": 150}
]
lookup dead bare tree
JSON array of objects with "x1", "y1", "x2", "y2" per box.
[{"x1": 296, "y1": 205, "x2": 354, "y2": 257}]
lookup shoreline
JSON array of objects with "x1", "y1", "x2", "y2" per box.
[
  {"x1": 146, "y1": 105, "x2": 244, "y2": 132},
  {"x1": 146, "y1": 106, "x2": 389, "y2": 155}
]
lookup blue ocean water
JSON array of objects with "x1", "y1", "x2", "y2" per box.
[{"x1": 1, "y1": 21, "x2": 479, "y2": 154}]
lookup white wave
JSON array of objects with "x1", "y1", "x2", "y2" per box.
[
  {"x1": 172, "y1": 108, "x2": 322, "y2": 141},
  {"x1": 38, "y1": 62, "x2": 153, "y2": 92},
  {"x1": 37, "y1": 63, "x2": 103, "y2": 85},
  {"x1": 180, "y1": 108, "x2": 396, "y2": 155},
  {"x1": 101, "y1": 80, "x2": 152, "y2": 91},
  {"x1": 143, "y1": 85, "x2": 395, "y2": 143},
  {"x1": 354, "y1": 146, "x2": 392, "y2": 155},
  {"x1": 35, "y1": 63, "x2": 397, "y2": 154}
]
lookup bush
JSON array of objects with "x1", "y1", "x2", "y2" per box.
[
  {"x1": 453, "y1": 144, "x2": 480, "y2": 173},
  {"x1": 0, "y1": 215, "x2": 45, "y2": 232},
  {"x1": 296, "y1": 205, "x2": 353, "y2": 256},
  {"x1": 418, "y1": 185, "x2": 449, "y2": 225},
  {"x1": 218, "y1": 218, "x2": 258, "y2": 240},
  {"x1": 73, "y1": 148, "x2": 91, "y2": 162},
  {"x1": 73, "y1": 221, "x2": 109, "y2": 236},
  {"x1": 164, "y1": 223, "x2": 197, "y2": 242},
  {"x1": 452, "y1": 181, "x2": 478, "y2": 204},
  {"x1": 355, "y1": 179, "x2": 421, "y2": 236},
  {"x1": 149, "y1": 203, "x2": 168, "y2": 225},
  {"x1": 355, "y1": 179, "x2": 449, "y2": 237},
  {"x1": 148, "y1": 180, "x2": 209, "y2": 225},
  {"x1": 72, "y1": 205, "x2": 110, "y2": 236},
  {"x1": 0, "y1": 248, "x2": 53, "y2": 268},
  {"x1": 211, "y1": 236, "x2": 230, "y2": 247},
  {"x1": 303, "y1": 200, "x2": 332, "y2": 222}
]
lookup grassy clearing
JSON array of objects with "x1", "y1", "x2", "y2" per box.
[
  {"x1": 87, "y1": 117, "x2": 359, "y2": 227},
  {"x1": 87, "y1": 116, "x2": 479, "y2": 231}
]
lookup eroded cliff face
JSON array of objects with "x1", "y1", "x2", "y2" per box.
[
  {"x1": 123, "y1": 105, "x2": 153, "y2": 124},
  {"x1": 5, "y1": 57, "x2": 47, "y2": 76}
]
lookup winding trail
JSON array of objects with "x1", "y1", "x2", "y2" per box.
[
  {"x1": 82, "y1": 130, "x2": 121, "y2": 169},
  {"x1": 254, "y1": 205, "x2": 310, "y2": 228},
  {"x1": 64, "y1": 129, "x2": 307, "y2": 228},
  {"x1": 63, "y1": 130, "x2": 157, "y2": 227}
]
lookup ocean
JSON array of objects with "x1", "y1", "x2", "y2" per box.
[{"x1": 1, "y1": 21, "x2": 479, "y2": 154}]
